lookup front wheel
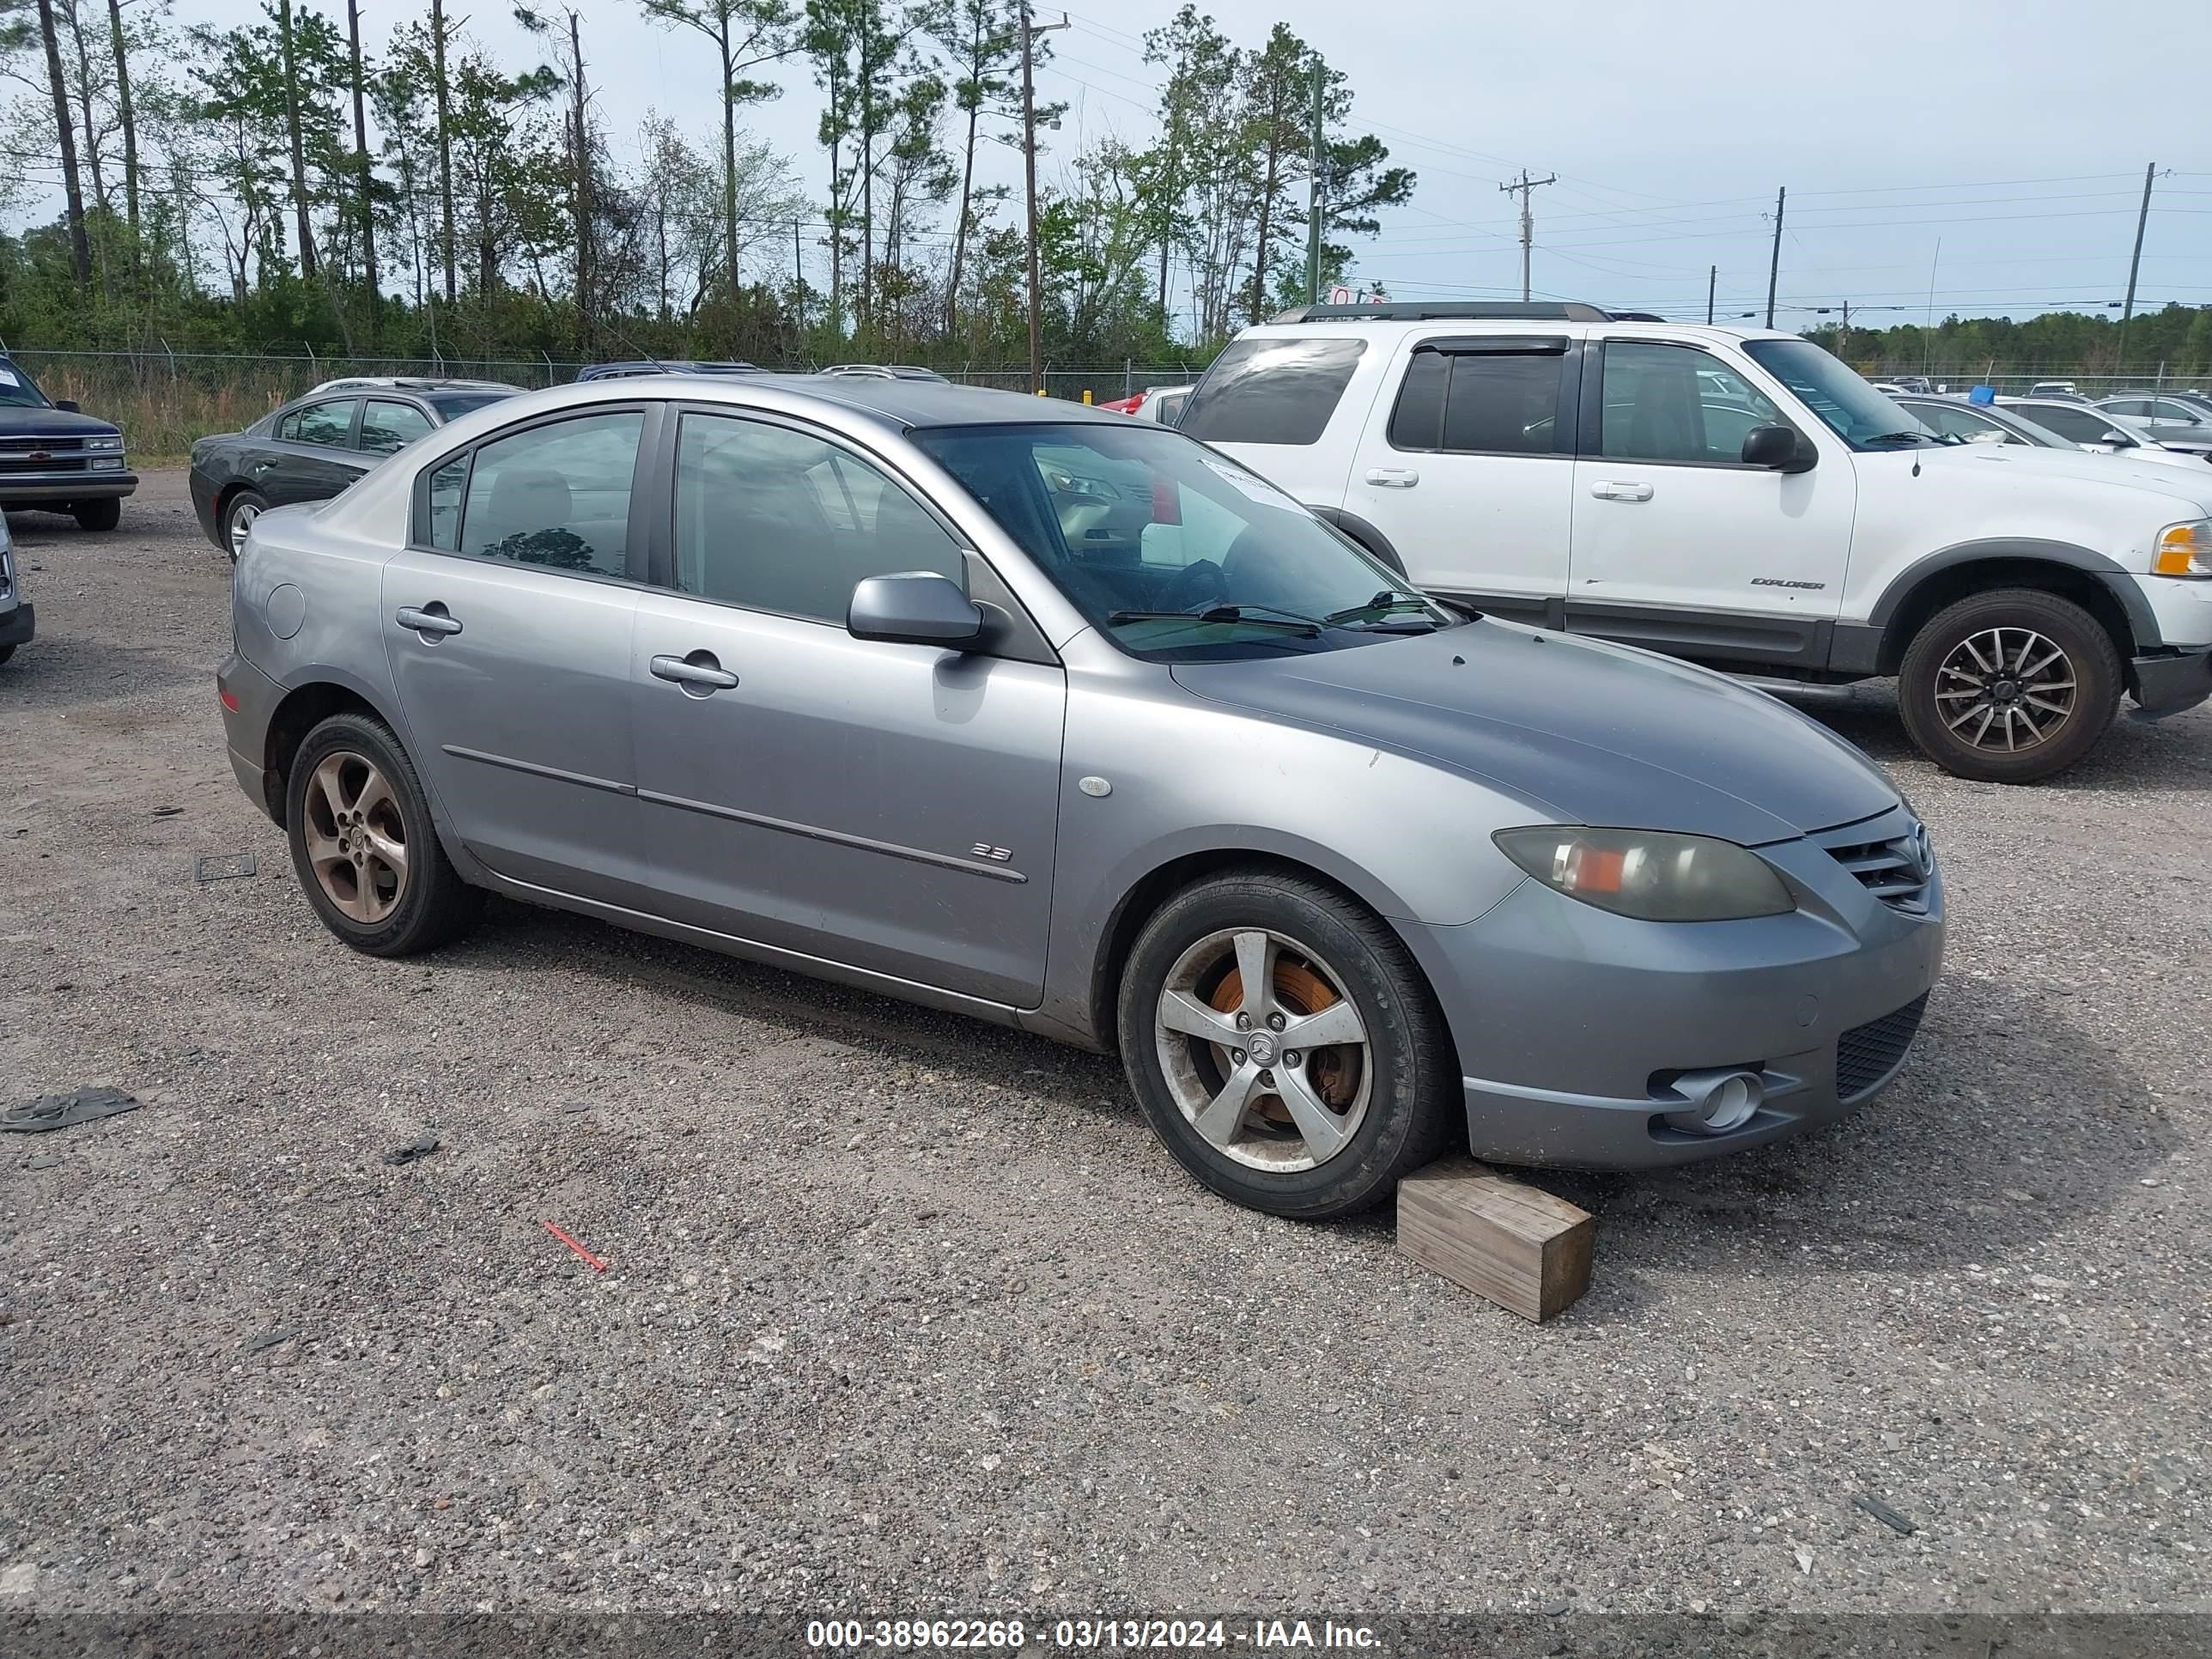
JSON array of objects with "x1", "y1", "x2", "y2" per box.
[
  {"x1": 286, "y1": 711, "x2": 482, "y2": 957},
  {"x1": 71, "y1": 497, "x2": 122, "y2": 532},
  {"x1": 1897, "y1": 588, "x2": 2121, "y2": 783},
  {"x1": 1116, "y1": 868, "x2": 1456, "y2": 1220}
]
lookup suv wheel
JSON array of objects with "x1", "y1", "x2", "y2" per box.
[
  {"x1": 71, "y1": 497, "x2": 121, "y2": 532},
  {"x1": 222, "y1": 489, "x2": 269, "y2": 562},
  {"x1": 286, "y1": 712, "x2": 482, "y2": 956},
  {"x1": 1116, "y1": 868, "x2": 1455, "y2": 1219},
  {"x1": 1898, "y1": 587, "x2": 2120, "y2": 783}
]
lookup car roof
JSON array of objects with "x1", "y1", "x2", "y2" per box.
[
  {"x1": 308, "y1": 376, "x2": 515, "y2": 392},
  {"x1": 772, "y1": 374, "x2": 1127, "y2": 428},
  {"x1": 1239, "y1": 311, "x2": 1802, "y2": 349}
]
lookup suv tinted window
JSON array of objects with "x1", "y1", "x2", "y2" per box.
[
  {"x1": 670, "y1": 413, "x2": 963, "y2": 623},
  {"x1": 283, "y1": 399, "x2": 359, "y2": 447},
  {"x1": 361, "y1": 399, "x2": 434, "y2": 454},
  {"x1": 1599, "y1": 343, "x2": 1784, "y2": 464},
  {"x1": 1180, "y1": 337, "x2": 1366, "y2": 447},
  {"x1": 455, "y1": 411, "x2": 642, "y2": 574},
  {"x1": 2017, "y1": 404, "x2": 2124, "y2": 445},
  {"x1": 2102, "y1": 397, "x2": 2152, "y2": 416},
  {"x1": 1389, "y1": 346, "x2": 1567, "y2": 455}
]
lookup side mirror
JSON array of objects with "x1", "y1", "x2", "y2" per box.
[
  {"x1": 55, "y1": 398, "x2": 81, "y2": 413},
  {"x1": 848, "y1": 571, "x2": 985, "y2": 649},
  {"x1": 1741, "y1": 424, "x2": 1814, "y2": 472},
  {"x1": 2100, "y1": 430, "x2": 2133, "y2": 447}
]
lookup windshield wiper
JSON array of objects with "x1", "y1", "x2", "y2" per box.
[
  {"x1": 1107, "y1": 605, "x2": 1322, "y2": 637},
  {"x1": 1861, "y1": 430, "x2": 1938, "y2": 447},
  {"x1": 1323, "y1": 592, "x2": 1443, "y2": 627}
]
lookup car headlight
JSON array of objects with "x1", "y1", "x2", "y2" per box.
[
  {"x1": 1493, "y1": 826, "x2": 1796, "y2": 922},
  {"x1": 87, "y1": 434, "x2": 125, "y2": 452},
  {"x1": 2153, "y1": 520, "x2": 2212, "y2": 577}
]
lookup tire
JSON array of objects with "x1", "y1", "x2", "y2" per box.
[
  {"x1": 286, "y1": 711, "x2": 482, "y2": 957},
  {"x1": 1115, "y1": 867, "x2": 1456, "y2": 1220},
  {"x1": 70, "y1": 496, "x2": 122, "y2": 532},
  {"x1": 0, "y1": 644, "x2": 15, "y2": 665},
  {"x1": 1897, "y1": 587, "x2": 2121, "y2": 784},
  {"x1": 222, "y1": 488, "x2": 269, "y2": 563}
]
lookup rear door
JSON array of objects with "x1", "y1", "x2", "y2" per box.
[
  {"x1": 380, "y1": 404, "x2": 658, "y2": 904},
  {"x1": 1566, "y1": 339, "x2": 1853, "y2": 670},
  {"x1": 259, "y1": 398, "x2": 369, "y2": 507},
  {"x1": 627, "y1": 407, "x2": 1066, "y2": 1006},
  {"x1": 1341, "y1": 333, "x2": 1579, "y2": 622}
]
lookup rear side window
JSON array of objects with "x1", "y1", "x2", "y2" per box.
[
  {"x1": 1179, "y1": 337, "x2": 1366, "y2": 447},
  {"x1": 1389, "y1": 345, "x2": 1569, "y2": 455},
  {"x1": 453, "y1": 411, "x2": 644, "y2": 576},
  {"x1": 361, "y1": 399, "x2": 434, "y2": 454}
]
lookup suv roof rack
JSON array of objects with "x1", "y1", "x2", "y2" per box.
[{"x1": 1267, "y1": 301, "x2": 1619, "y2": 324}]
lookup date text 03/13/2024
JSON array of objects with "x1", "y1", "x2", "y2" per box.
[{"x1": 805, "y1": 1619, "x2": 1382, "y2": 1650}]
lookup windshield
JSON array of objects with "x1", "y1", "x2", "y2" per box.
[
  {"x1": 910, "y1": 422, "x2": 1454, "y2": 661},
  {"x1": 1742, "y1": 338, "x2": 1930, "y2": 448},
  {"x1": 0, "y1": 361, "x2": 52, "y2": 409}
]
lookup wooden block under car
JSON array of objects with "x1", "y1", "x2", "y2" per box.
[{"x1": 1397, "y1": 1157, "x2": 1594, "y2": 1322}]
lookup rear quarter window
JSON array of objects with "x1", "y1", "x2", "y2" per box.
[{"x1": 1180, "y1": 337, "x2": 1367, "y2": 447}]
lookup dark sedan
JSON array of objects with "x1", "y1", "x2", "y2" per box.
[
  {"x1": 189, "y1": 380, "x2": 519, "y2": 560},
  {"x1": 0, "y1": 354, "x2": 137, "y2": 531}
]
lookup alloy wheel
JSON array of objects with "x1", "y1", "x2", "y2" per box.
[
  {"x1": 228, "y1": 499, "x2": 262, "y2": 559},
  {"x1": 1934, "y1": 626, "x2": 2076, "y2": 753},
  {"x1": 1152, "y1": 927, "x2": 1372, "y2": 1172},
  {"x1": 302, "y1": 750, "x2": 409, "y2": 923}
]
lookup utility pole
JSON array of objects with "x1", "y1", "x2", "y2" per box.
[
  {"x1": 1764, "y1": 185, "x2": 1785, "y2": 328},
  {"x1": 1705, "y1": 264, "x2": 1716, "y2": 325},
  {"x1": 568, "y1": 9, "x2": 592, "y2": 357},
  {"x1": 1498, "y1": 168, "x2": 1556, "y2": 302},
  {"x1": 2118, "y1": 161, "x2": 2156, "y2": 373},
  {"x1": 1838, "y1": 299, "x2": 1850, "y2": 362},
  {"x1": 1304, "y1": 59, "x2": 1325, "y2": 305},
  {"x1": 347, "y1": 0, "x2": 377, "y2": 339},
  {"x1": 793, "y1": 218, "x2": 805, "y2": 331},
  {"x1": 1020, "y1": 6, "x2": 1067, "y2": 395}
]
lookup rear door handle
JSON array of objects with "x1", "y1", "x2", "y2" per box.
[
  {"x1": 1364, "y1": 467, "x2": 1420, "y2": 489},
  {"x1": 650, "y1": 652, "x2": 739, "y2": 692},
  {"x1": 1589, "y1": 480, "x2": 1655, "y2": 502},
  {"x1": 395, "y1": 604, "x2": 462, "y2": 637}
]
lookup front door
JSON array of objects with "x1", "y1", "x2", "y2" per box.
[
  {"x1": 380, "y1": 406, "x2": 654, "y2": 902},
  {"x1": 629, "y1": 409, "x2": 1065, "y2": 1007},
  {"x1": 1567, "y1": 340, "x2": 1853, "y2": 670},
  {"x1": 1343, "y1": 334, "x2": 1578, "y2": 623}
]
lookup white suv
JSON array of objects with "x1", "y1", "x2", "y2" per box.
[{"x1": 1182, "y1": 302, "x2": 2212, "y2": 782}]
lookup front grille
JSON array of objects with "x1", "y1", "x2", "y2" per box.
[
  {"x1": 0, "y1": 435, "x2": 83, "y2": 453},
  {"x1": 1837, "y1": 993, "x2": 1929, "y2": 1100},
  {"x1": 0, "y1": 454, "x2": 87, "y2": 473},
  {"x1": 1809, "y1": 810, "x2": 1935, "y2": 915}
]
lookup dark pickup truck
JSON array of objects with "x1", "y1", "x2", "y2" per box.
[{"x1": 0, "y1": 354, "x2": 136, "y2": 531}]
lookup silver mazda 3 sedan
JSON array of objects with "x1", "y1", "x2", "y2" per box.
[{"x1": 217, "y1": 374, "x2": 1944, "y2": 1219}]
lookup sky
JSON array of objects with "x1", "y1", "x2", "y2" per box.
[{"x1": 11, "y1": 0, "x2": 2212, "y2": 332}]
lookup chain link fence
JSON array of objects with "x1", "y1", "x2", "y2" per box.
[{"x1": 0, "y1": 347, "x2": 1212, "y2": 455}]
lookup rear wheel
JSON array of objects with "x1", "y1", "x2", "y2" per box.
[
  {"x1": 1898, "y1": 588, "x2": 2120, "y2": 783},
  {"x1": 1116, "y1": 868, "x2": 1455, "y2": 1219},
  {"x1": 0, "y1": 644, "x2": 15, "y2": 665},
  {"x1": 286, "y1": 712, "x2": 482, "y2": 957},
  {"x1": 70, "y1": 497, "x2": 121, "y2": 532},
  {"x1": 222, "y1": 489, "x2": 269, "y2": 562}
]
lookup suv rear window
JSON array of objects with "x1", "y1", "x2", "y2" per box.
[{"x1": 1180, "y1": 337, "x2": 1366, "y2": 447}]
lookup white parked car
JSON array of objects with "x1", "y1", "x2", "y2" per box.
[
  {"x1": 1999, "y1": 398, "x2": 2212, "y2": 463},
  {"x1": 1181, "y1": 301, "x2": 2212, "y2": 783},
  {"x1": 1902, "y1": 395, "x2": 2211, "y2": 473},
  {"x1": 2094, "y1": 394, "x2": 2212, "y2": 454}
]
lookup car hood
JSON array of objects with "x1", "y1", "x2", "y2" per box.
[
  {"x1": 1913, "y1": 437, "x2": 2212, "y2": 509},
  {"x1": 0, "y1": 404, "x2": 121, "y2": 440},
  {"x1": 1170, "y1": 620, "x2": 1899, "y2": 845}
]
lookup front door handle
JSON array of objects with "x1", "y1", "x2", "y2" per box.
[
  {"x1": 1589, "y1": 480, "x2": 1655, "y2": 502},
  {"x1": 395, "y1": 604, "x2": 462, "y2": 637},
  {"x1": 1364, "y1": 467, "x2": 1420, "y2": 489},
  {"x1": 650, "y1": 652, "x2": 739, "y2": 692}
]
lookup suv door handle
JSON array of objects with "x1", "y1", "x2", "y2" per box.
[
  {"x1": 1589, "y1": 481, "x2": 1655, "y2": 502},
  {"x1": 395, "y1": 604, "x2": 463, "y2": 636},
  {"x1": 1364, "y1": 467, "x2": 1420, "y2": 489},
  {"x1": 650, "y1": 652, "x2": 739, "y2": 692}
]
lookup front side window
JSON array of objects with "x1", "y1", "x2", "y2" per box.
[
  {"x1": 2103, "y1": 397, "x2": 2153, "y2": 416},
  {"x1": 913, "y1": 422, "x2": 1453, "y2": 662},
  {"x1": 1389, "y1": 345, "x2": 1567, "y2": 456},
  {"x1": 2021, "y1": 404, "x2": 2132, "y2": 447},
  {"x1": 0, "y1": 360, "x2": 50, "y2": 409},
  {"x1": 283, "y1": 399, "x2": 359, "y2": 447},
  {"x1": 1909, "y1": 403, "x2": 2010, "y2": 443},
  {"x1": 1741, "y1": 337, "x2": 1925, "y2": 449},
  {"x1": 2151, "y1": 400, "x2": 2206, "y2": 424},
  {"x1": 1179, "y1": 337, "x2": 1367, "y2": 447},
  {"x1": 454, "y1": 411, "x2": 642, "y2": 574},
  {"x1": 1598, "y1": 343, "x2": 1788, "y2": 464},
  {"x1": 360, "y1": 400, "x2": 434, "y2": 454},
  {"x1": 670, "y1": 413, "x2": 964, "y2": 623}
]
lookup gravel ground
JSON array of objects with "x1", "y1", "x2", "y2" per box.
[{"x1": 1, "y1": 473, "x2": 2207, "y2": 1625}]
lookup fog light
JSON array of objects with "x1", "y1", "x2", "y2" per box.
[
  {"x1": 89, "y1": 458, "x2": 124, "y2": 470},
  {"x1": 1661, "y1": 1067, "x2": 1763, "y2": 1134}
]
